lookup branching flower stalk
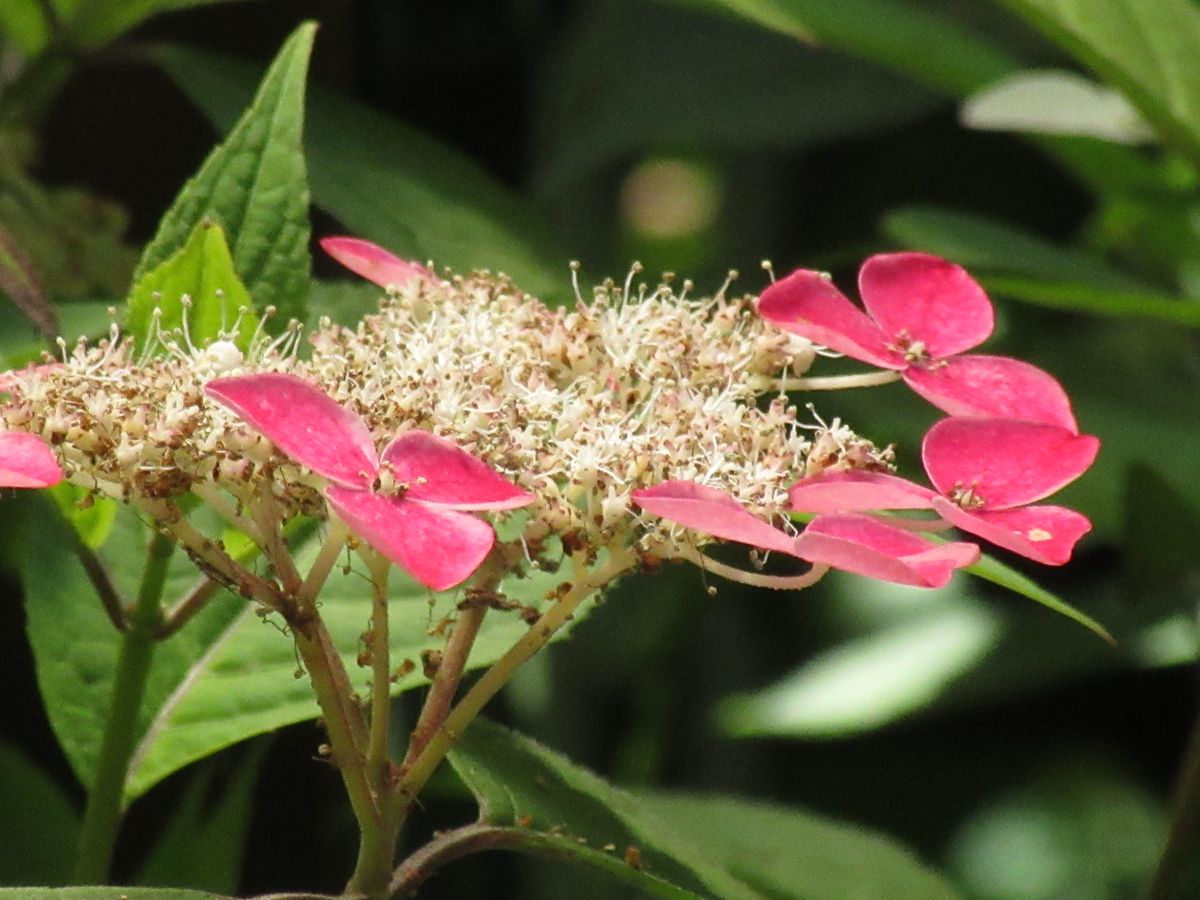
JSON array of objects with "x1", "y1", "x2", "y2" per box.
[
  {"x1": 0, "y1": 240, "x2": 1100, "y2": 897},
  {"x1": 392, "y1": 540, "x2": 640, "y2": 821}
]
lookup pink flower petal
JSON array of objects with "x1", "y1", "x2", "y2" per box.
[
  {"x1": 326, "y1": 487, "x2": 495, "y2": 591},
  {"x1": 787, "y1": 470, "x2": 936, "y2": 513},
  {"x1": 922, "y1": 418, "x2": 1099, "y2": 509},
  {"x1": 319, "y1": 236, "x2": 430, "y2": 288},
  {"x1": 932, "y1": 498, "x2": 1091, "y2": 565},
  {"x1": 795, "y1": 513, "x2": 980, "y2": 588},
  {"x1": 382, "y1": 431, "x2": 534, "y2": 510},
  {"x1": 903, "y1": 355, "x2": 1077, "y2": 432},
  {"x1": 858, "y1": 252, "x2": 993, "y2": 359},
  {"x1": 632, "y1": 481, "x2": 802, "y2": 558},
  {"x1": 0, "y1": 432, "x2": 62, "y2": 488},
  {"x1": 757, "y1": 269, "x2": 899, "y2": 368},
  {"x1": 206, "y1": 373, "x2": 378, "y2": 488}
]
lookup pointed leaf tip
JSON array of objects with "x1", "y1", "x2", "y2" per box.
[{"x1": 132, "y1": 22, "x2": 314, "y2": 326}]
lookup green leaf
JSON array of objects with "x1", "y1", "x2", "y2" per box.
[
  {"x1": 673, "y1": 0, "x2": 1018, "y2": 96},
  {"x1": 306, "y1": 279, "x2": 385, "y2": 330},
  {"x1": 152, "y1": 43, "x2": 567, "y2": 302},
  {"x1": 48, "y1": 484, "x2": 118, "y2": 549},
  {"x1": 947, "y1": 752, "x2": 1167, "y2": 899},
  {"x1": 134, "y1": 23, "x2": 312, "y2": 325},
  {"x1": 883, "y1": 205, "x2": 1151, "y2": 291},
  {"x1": 534, "y1": 2, "x2": 939, "y2": 193},
  {"x1": 1123, "y1": 464, "x2": 1200, "y2": 590},
  {"x1": 980, "y1": 277, "x2": 1200, "y2": 328},
  {"x1": 19, "y1": 495, "x2": 591, "y2": 802},
  {"x1": 446, "y1": 717, "x2": 759, "y2": 899},
  {"x1": 962, "y1": 69, "x2": 1153, "y2": 144},
  {"x1": 0, "y1": 742, "x2": 80, "y2": 885},
  {"x1": 966, "y1": 553, "x2": 1114, "y2": 645},
  {"x1": 0, "y1": 1, "x2": 51, "y2": 55},
  {"x1": 667, "y1": 0, "x2": 1164, "y2": 200},
  {"x1": 0, "y1": 147, "x2": 138, "y2": 305},
  {"x1": 59, "y1": 0, "x2": 247, "y2": 50},
  {"x1": 643, "y1": 792, "x2": 963, "y2": 899},
  {"x1": 717, "y1": 600, "x2": 1004, "y2": 738},
  {"x1": 126, "y1": 220, "x2": 257, "y2": 352},
  {"x1": 993, "y1": 0, "x2": 1200, "y2": 170},
  {"x1": 880, "y1": 205, "x2": 1200, "y2": 327},
  {"x1": 793, "y1": 507, "x2": 1111, "y2": 643},
  {"x1": 134, "y1": 741, "x2": 266, "y2": 893}
]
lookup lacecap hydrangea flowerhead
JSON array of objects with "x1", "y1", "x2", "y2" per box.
[{"x1": 0, "y1": 238, "x2": 1098, "y2": 600}]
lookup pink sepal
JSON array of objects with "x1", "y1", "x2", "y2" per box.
[
  {"x1": 923, "y1": 418, "x2": 1099, "y2": 508},
  {"x1": 327, "y1": 486, "x2": 495, "y2": 591},
  {"x1": 795, "y1": 513, "x2": 980, "y2": 588},
  {"x1": 787, "y1": 470, "x2": 935, "y2": 514},
  {"x1": 319, "y1": 236, "x2": 430, "y2": 288},
  {"x1": 757, "y1": 269, "x2": 898, "y2": 368},
  {"x1": 0, "y1": 432, "x2": 63, "y2": 488},
  {"x1": 903, "y1": 355, "x2": 1077, "y2": 432},
  {"x1": 933, "y1": 498, "x2": 1091, "y2": 566},
  {"x1": 206, "y1": 373, "x2": 379, "y2": 488},
  {"x1": 382, "y1": 432, "x2": 534, "y2": 510},
  {"x1": 859, "y1": 252, "x2": 993, "y2": 358},
  {"x1": 632, "y1": 481, "x2": 802, "y2": 558}
]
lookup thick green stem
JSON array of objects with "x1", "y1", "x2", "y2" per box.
[
  {"x1": 341, "y1": 551, "x2": 396, "y2": 900},
  {"x1": 72, "y1": 530, "x2": 173, "y2": 883},
  {"x1": 291, "y1": 618, "x2": 388, "y2": 898},
  {"x1": 294, "y1": 618, "x2": 371, "y2": 793}
]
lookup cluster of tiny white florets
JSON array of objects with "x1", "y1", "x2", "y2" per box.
[{"x1": 0, "y1": 268, "x2": 895, "y2": 560}]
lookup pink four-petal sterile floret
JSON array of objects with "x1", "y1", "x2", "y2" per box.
[
  {"x1": 788, "y1": 418, "x2": 1100, "y2": 565},
  {"x1": 206, "y1": 373, "x2": 534, "y2": 591},
  {"x1": 631, "y1": 481, "x2": 980, "y2": 589},
  {"x1": 757, "y1": 252, "x2": 1079, "y2": 432}
]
